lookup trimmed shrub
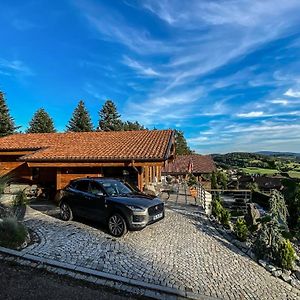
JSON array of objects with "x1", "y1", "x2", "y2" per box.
[
  {"x1": 277, "y1": 239, "x2": 296, "y2": 270},
  {"x1": 0, "y1": 217, "x2": 28, "y2": 249},
  {"x1": 234, "y1": 218, "x2": 248, "y2": 241},
  {"x1": 212, "y1": 197, "x2": 231, "y2": 228},
  {"x1": 220, "y1": 208, "x2": 231, "y2": 228}
]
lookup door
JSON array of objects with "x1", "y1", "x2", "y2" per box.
[
  {"x1": 84, "y1": 181, "x2": 107, "y2": 222},
  {"x1": 73, "y1": 179, "x2": 91, "y2": 218}
]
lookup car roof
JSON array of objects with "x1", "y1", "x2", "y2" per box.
[{"x1": 72, "y1": 177, "x2": 121, "y2": 183}]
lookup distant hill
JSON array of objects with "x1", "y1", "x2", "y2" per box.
[{"x1": 256, "y1": 151, "x2": 300, "y2": 158}]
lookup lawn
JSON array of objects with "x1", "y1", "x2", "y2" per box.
[
  {"x1": 241, "y1": 167, "x2": 278, "y2": 175},
  {"x1": 288, "y1": 171, "x2": 300, "y2": 179}
]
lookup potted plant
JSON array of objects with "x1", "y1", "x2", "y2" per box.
[{"x1": 187, "y1": 173, "x2": 198, "y2": 197}]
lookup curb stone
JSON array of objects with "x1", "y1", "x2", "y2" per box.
[{"x1": 0, "y1": 246, "x2": 219, "y2": 300}]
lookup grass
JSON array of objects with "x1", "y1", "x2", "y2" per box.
[
  {"x1": 288, "y1": 171, "x2": 300, "y2": 179},
  {"x1": 241, "y1": 167, "x2": 278, "y2": 175}
]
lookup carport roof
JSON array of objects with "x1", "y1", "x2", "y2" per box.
[
  {"x1": 0, "y1": 130, "x2": 174, "y2": 162},
  {"x1": 162, "y1": 154, "x2": 216, "y2": 174}
]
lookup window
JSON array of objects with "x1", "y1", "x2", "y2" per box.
[
  {"x1": 90, "y1": 181, "x2": 104, "y2": 195},
  {"x1": 75, "y1": 180, "x2": 89, "y2": 192}
]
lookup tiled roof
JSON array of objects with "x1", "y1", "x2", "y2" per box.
[
  {"x1": 162, "y1": 154, "x2": 216, "y2": 174},
  {"x1": 0, "y1": 130, "x2": 173, "y2": 162}
]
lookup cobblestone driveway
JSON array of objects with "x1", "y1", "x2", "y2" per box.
[{"x1": 22, "y1": 204, "x2": 299, "y2": 300}]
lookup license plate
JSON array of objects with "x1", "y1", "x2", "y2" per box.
[{"x1": 153, "y1": 212, "x2": 163, "y2": 220}]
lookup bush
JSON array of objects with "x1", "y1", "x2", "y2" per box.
[
  {"x1": 212, "y1": 197, "x2": 231, "y2": 227},
  {"x1": 253, "y1": 219, "x2": 296, "y2": 270},
  {"x1": 0, "y1": 217, "x2": 28, "y2": 249},
  {"x1": 12, "y1": 190, "x2": 28, "y2": 207},
  {"x1": 277, "y1": 239, "x2": 296, "y2": 270},
  {"x1": 212, "y1": 197, "x2": 223, "y2": 220},
  {"x1": 234, "y1": 218, "x2": 248, "y2": 241},
  {"x1": 220, "y1": 208, "x2": 231, "y2": 228}
]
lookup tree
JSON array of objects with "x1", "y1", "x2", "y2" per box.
[
  {"x1": 174, "y1": 130, "x2": 192, "y2": 155},
  {"x1": 27, "y1": 108, "x2": 56, "y2": 133},
  {"x1": 0, "y1": 91, "x2": 17, "y2": 136},
  {"x1": 98, "y1": 100, "x2": 123, "y2": 131},
  {"x1": 66, "y1": 100, "x2": 93, "y2": 132},
  {"x1": 122, "y1": 121, "x2": 146, "y2": 131},
  {"x1": 211, "y1": 172, "x2": 218, "y2": 189}
]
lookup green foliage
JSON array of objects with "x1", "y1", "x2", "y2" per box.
[
  {"x1": 211, "y1": 172, "x2": 218, "y2": 189},
  {"x1": 174, "y1": 130, "x2": 192, "y2": 155},
  {"x1": 253, "y1": 214, "x2": 296, "y2": 269},
  {"x1": 98, "y1": 100, "x2": 123, "y2": 131},
  {"x1": 0, "y1": 91, "x2": 18, "y2": 137},
  {"x1": 220, "y1": 208, "x2": 231, "y2": 227},
  {"x1": 187, "y1": 173, "x2": 197, "y2": 187},
  {"x1": 122, "y1": 121, "x2": 146, "y2": 131},
  {"x1": 278, "y1": 239, "x2": 296, "y2": 270},
  {"x1": 217, "y1": 171, "x2": 228, "y2": 189},
  {"x1": 234, "y1": 218, "x2": 248, "y2": 241},
  {"x1": 212, "y1": 196, "x2": 222, "y2": 219},
  {"x1": 0, "y1": 174, "x2": 12, "y2": 195},
  {"x1": 246, "y1": 182, "x2": 259, "y2": 192},
  {"x1": 253, "y1": 220, "x2": 283, "y2": 262},
  {"x1": 12, "y1": 190, "x2": 28, "y2": 207},
  {"x1": 27, "y1": 108, "x2": 56, "y2": 133},
  {"x1": 66, "y1": 100, "x2": 94, "y2": 132},
  {"x1": 0, "y1": 217, "x2": 28, "y2": 249},
  {"x1": 269, "y1": 190, "x2": 288, "y2": 227},
  {"x1": 212, "y1": 196, "x2": 231, "y2": 227}
]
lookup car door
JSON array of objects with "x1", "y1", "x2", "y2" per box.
[
  {"x1": 73, "y1": 179, "x2": 91, "y2": 218},
  {"x1": 84, "y1": 181, "x2": 107, "y2": 222}
]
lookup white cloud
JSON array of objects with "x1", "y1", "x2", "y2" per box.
[
  {"x1": 0, "y1": 58, "x2": 33, "y2": 76},
  {"x1": 269, "y1": 99, "x2": 289, "y2": 105},
  {"x1": 122, "y1": 56, "x2": 160, "y2": 77},
  {"x1": 236, "y1": 111, "x2": 264, "y2": 118},
  {"x1": 284, "y1": 88, "x2": 300, "y2": 98}
]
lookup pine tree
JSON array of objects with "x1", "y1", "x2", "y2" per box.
[
  {"x1": 66, "y1": 100, "x2": 94, "y2": 132},
  {"x1": 98, "y1": 100, "x2": 123, "y2": 131},
  {"x1": 26, "y1": 108, "x2": 56, "y2": 133},
  {"x1": 0, "y1": 91, "x2": 17, "y2": 137},
  {"x1": 174, "y1": 129, "x2": 192, "y2": 155}
]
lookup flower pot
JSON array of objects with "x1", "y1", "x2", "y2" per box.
[{"x1": 190, "y1": 188, "x2": 197, "y2": 198}]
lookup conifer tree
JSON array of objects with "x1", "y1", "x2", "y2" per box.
[
  {"x1": 174, "y1": 129, "x2": 192, "y2": 155},
  {"x1": 66, "y1": 100, "x2": 94, "y2": 132},
  {"x1": 27, "y1": 108, "x2": 56, "y2": 133},
  {"x1": 122, "y1": 121, "x2": 146, "y2": 131},
  {"x1": 98, "y1": 100, "x2": 123, "y2": 131},
  {"x1": 0, "y1": 91, "x2": 17, "y2": 137}
]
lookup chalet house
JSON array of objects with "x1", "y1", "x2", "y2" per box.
[
  {"x1": 0, "y1": 130, "x2": 175, "y2": 192},
  {"x1": 162, "y1": 154, "x2": 216, "y2": 189}
]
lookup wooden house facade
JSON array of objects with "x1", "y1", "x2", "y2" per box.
[{"x1": 0, "y1": 130, "x2": 175, "y2": 192}]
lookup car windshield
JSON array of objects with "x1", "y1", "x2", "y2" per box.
[{"x1": 101, "y1": 180, "x2": 134, "y2": 196}]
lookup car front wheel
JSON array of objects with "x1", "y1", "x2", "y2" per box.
[
  {"x1": 108, "y1": 213, "x2": 127, "y2": 237},
  {"x1": 60, "y1": 202, "x2": 73, "y2": 221}
]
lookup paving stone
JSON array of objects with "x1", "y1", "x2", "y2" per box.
[{"x1": 16, "y1": 204, "x2": 300, "y2": 300}]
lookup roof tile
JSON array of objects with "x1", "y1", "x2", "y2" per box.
[{"x1": 0, "y1": 130, "x2": 173, "y2": 162}]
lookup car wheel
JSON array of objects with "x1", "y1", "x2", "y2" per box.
[
  {"x1": 60, "y1": 202, "x2": 73, "y2": 221},
  {"x1": 108, "y1": 213, "x2": 127, "y2": 237}
]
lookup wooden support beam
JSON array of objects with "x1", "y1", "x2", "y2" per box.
[{"x1": 56, "y1": 168, "x2": 62, "y2": 190}]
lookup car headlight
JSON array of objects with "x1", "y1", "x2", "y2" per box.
[{"x1": 126, "y1": 205, "x2": 145, "y2": 212}]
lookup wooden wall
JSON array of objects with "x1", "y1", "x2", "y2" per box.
[
  {"x1": 57, "y1": 167, "x2": 104, "y2": 190},
  {"x1": 0, "y1": 156, "x2": 32, "y2": 181}
]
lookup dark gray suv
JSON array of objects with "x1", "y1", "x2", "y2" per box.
[{"x1": 59, "y1": 178, "x2": 164, "y2": 237}]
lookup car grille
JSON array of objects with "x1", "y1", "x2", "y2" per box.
[{"x1": 148, "y1": 203, "x2": 164, "y2": 216}]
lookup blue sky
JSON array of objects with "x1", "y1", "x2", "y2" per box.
[{"x1": 1, "y1": 0, "x2": 300, "y2": 154}]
